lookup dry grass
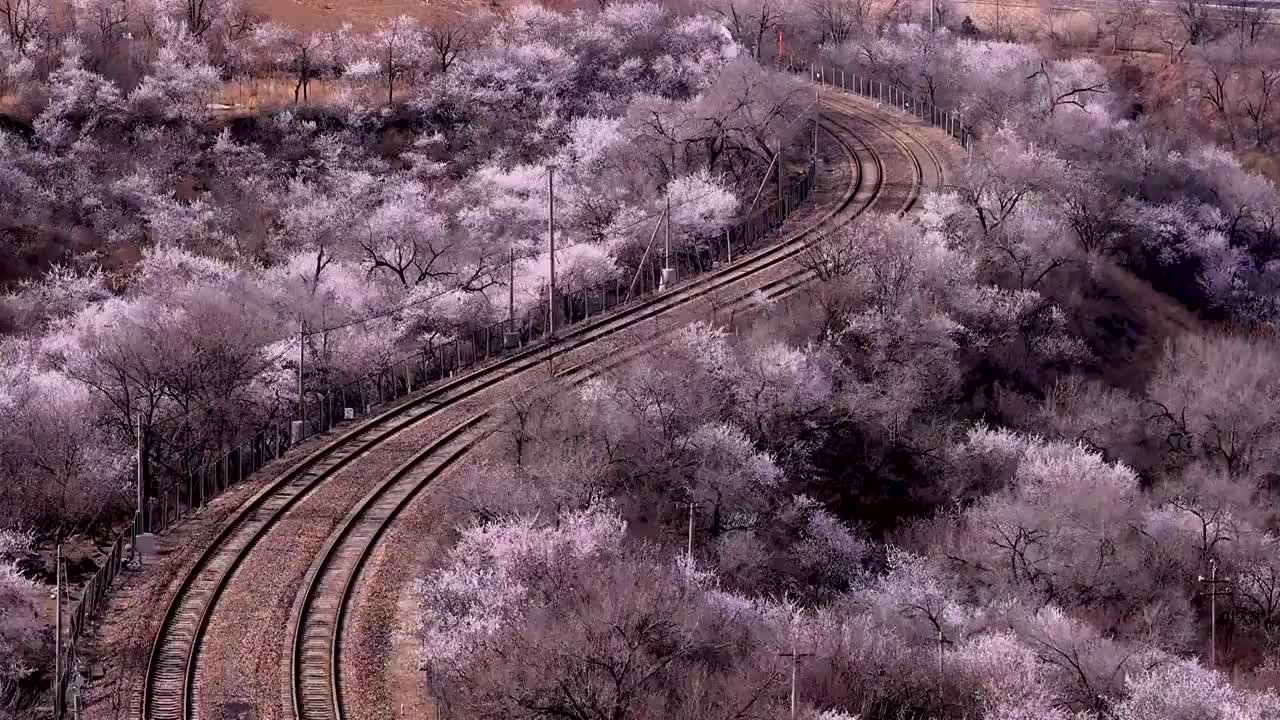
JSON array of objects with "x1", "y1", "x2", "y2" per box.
[
  {"x1": 239, "y1": 0, "x2": 463, "y2": 31},
  {"x1": 1242, "y1": 150, "x2": 1280, "y2": 185},
  {"x1": 949, "y1": 0, "x2": 1104, "y2": 44},
  {"x1": 214, "y1": 75, "x2": 354, "y2": 114},
  {"x1": 237, "y1": 0, "x2": 582, "y2": 31}
]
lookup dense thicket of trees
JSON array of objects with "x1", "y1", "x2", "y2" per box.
[
  {"x1": 0, "y1": 2, "x2": 814, "y2": 710},
  {"x1": 0, "y1": 2, "x2": 811, "y2": 533},
  {"x1": 3, "y1": 0, "x2": 1280, "y2": 716},
  {"x1": 410, "y1": 8, "x2": 1280, "y2": 720}
]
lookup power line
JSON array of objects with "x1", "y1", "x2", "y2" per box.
[
  {"x1": 306, "y1": 101, "x2": 821, "y2": 338},
  {"x1": 304, "y1": 181, "x2": 747, "y2": 336},
  {"x1": 129, "y1": 94, "x2": 827, "y2": 441}
]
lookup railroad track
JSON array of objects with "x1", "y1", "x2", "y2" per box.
[
  {"x1": 286, "y1": 101, "x2": 946, "y2": 720},
  {"x1": 140, "y1": 95, "x2": 943, "y2": 720},
  {"x1": 719, "y1": 95, "x2": 949, "y2": 312},
  {"x1": 287, "y1": 334, "x2": 686, "y2": 720},
  {"x1": 752, "y1": 92, "x2": 951, "y2": 305}
]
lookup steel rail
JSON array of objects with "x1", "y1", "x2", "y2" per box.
[
  {"x1": 146, "y1": 93, "x2": 942, "y2": 720},
  {"x1": 295, "y1": 102, "x2": 938, "y2": 720},
  {"x1": 142, "y1": 108, "x2": 861, "y2": 720}
]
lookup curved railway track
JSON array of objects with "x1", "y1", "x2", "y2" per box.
[
  {"x1": 287, "y1": 331, "x2": 689, "y2": 720},
  {"x1": 286, "y1": 112, "x2": 871, "y2": 720},
  {"x1": 288, "y1": 100, "x2": 947, "y2": 720},
  {"x1": 141, "y1": 96, "x2": 948, "y2": 720},
  {"x1": 750, "y1": 94, "x2": 952, "y2": 305}
]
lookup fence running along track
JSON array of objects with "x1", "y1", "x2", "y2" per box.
[
  {"x1": 785, "y1": 55, "x2": 977, "y2": 151},
  {"x1": 288, "y1": 332, "x2": 693, "y2": 720},
  {"x1": 284, "y1": 117, "x2": 865, "y2": 720},
  {"x1": 285, "y1": 100, "x2": 953, "y2": 720},
  {"x1": 54, "y1": 98, "x2": 824, "y2": 720},
  {"x1": 136, "y1": 140, "x2": 826, "y2": 720},
  {"x1": 148, "y1": 84, "x2": 957, "y2": 720},
  {"x1": 52, "y1": 70, "x2": 954, "y2": 720}
]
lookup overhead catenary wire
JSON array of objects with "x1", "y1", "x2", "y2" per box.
[
  {"x1": 144, "y1": 337, "x2": 314, "y2": 434},
  {"x1": 302, "y1": 182, "x2": 742, "y2": 337},
  {"x1": 143, "y1": 92, "x2": 827, "y2": 434},
  {"x1": 305, "y1": 101, "x2": 822, "y2": 339}
]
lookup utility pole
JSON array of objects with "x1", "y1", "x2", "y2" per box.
[
  {"x1": 661, "y1": 145, "x2": 676, "y2": 291},
  {"x1": 298, "y1": 321, "x2": 306, "y2": 430},
  {"x1": 931, "y1": 0, "x2": 935, "y2": 31},
  {"x1": 664, "y1": 189, "x2": 671, "y2": 272},
  {"x1": 686, "y1": 501, "x2": 695, "y2": 558},
  {"x1": 661, "y1": 188, "x2": 674, "y2": 290},
  {"x1": 505, "y1": 248, "x2": 519, "y2": 349},
  {"x1": 937, "y1": 626, "x2": 946, "y2": 675},
  {"x1": 547, "y1": 166, "x2": 556, "y2": 335},
  {"x1": 776, "y1": 138, "x2": 784, "y2": 221},
  {"x1": 54, "y1": 544, "x2": 62, "y2": 720},
  {"x1": 136, "y1": 413, "x2": 147, "y2": 534},
  {"x1": 778, "y1": 647, "x2": 813, "y2": 720},
  {"x1": 1198, "y1": 558, "x2": 1232, "y2": 669}
]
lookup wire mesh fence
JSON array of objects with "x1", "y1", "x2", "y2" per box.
[
  {"x1": 53, "y1": 509, "x2": 139, "y2": 717},
  {"x1": 52, "y1": 59, "x2": 971, "y2": 714},
  {"x1": 52, "y1": 128, "x2": 822, "y2": 718},
  {"x1": 53, "y1": 57, "x2": 974, "y2": 713},
  {"x1": 785, "y1": 55, "x2": 976, "y2": 149}
]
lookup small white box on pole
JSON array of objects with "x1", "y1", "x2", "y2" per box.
[{"x1": 290, "y1": 420, "x2": 304, "y2": 445}]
